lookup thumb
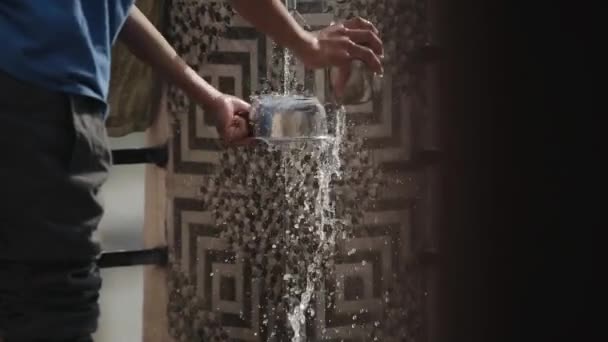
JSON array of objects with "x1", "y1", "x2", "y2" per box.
[{"x1": 230, "y1": 96, "x2": 252, "y2": 113}]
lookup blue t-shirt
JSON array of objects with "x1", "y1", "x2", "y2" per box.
[{"x1": 0, "y1": 0, "x2": 134, "y2": 108}]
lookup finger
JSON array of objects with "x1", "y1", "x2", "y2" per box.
[
  {"x1": 343, "y1": 17, "x2": 379, "y2": 35},
  {"x1": 230, "y1": 97, "x2": 252, "y2": 113},
  {"x1": 235, "y1": 110, "x2": 253, "y2": 138},
  {"x1": 325, "y1": 24, "x2": 347, "y2": 38},
  {"x1": 222, "y1": 116, "x2": 250, "y2": 145},
  {"x1": 344, "y1": 28, "x2": 384, "y2": 56},
  {"x1": 343, "y1": 39, "x2": 384, "y2": 74},
  {"x1": 320, "y1": 38, "x2": 351, "y2": 66}
]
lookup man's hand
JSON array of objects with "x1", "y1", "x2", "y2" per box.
[
  {"x1": 294, "y1": 17, "x2": 384, "y2": 99},
  {"x1": 295, "y1": 17, "x2": 384, "y2": 74},
  {"x1": 205, "y1": 94, "x2": 251, "y2": 145}
]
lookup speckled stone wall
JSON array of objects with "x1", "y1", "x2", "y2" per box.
[{"x1": 163, "y1": 0, "x2": 439, "y2": 341}]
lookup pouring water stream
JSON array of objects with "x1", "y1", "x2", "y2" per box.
[{"x1": 278, "y1": 2, "x2": 346, "y2": 341}]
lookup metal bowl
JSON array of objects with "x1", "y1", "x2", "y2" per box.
[{"x1": 248, "y1": 95, "x2": 330, "y2": 143}]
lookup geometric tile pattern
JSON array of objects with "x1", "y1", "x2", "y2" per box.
[{"x1": 165, "y1": 1, "x2": 435, "y2": 341}]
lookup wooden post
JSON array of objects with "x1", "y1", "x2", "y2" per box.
[{"x1": 141, "y1": 89, "x2": 172, "y2": 342}]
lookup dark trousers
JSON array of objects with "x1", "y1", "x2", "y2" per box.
[{"x1": 0, "y1": 70, "x2": 111, "y2": 341}]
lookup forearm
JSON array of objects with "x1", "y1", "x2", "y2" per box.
[
  {"x1": 118, "y1": 6, "x2": 222, "y2": 106},
  {"x1": 230, "y1": 0, "x2": 314, "y2": 55}
]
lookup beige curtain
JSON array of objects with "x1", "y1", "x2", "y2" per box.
[{"x1": 106, "y1": 0, "x2": 167, "y2": 137}]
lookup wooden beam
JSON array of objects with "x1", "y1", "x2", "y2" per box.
[{"x1": 142, "y1": 88, "x2": 173, "y2": 342}]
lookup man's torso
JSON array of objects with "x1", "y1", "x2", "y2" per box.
[{"x1": 0, "y1": 0, "x2": 134, "y2": 106}]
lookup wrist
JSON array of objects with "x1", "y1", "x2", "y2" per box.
[
  {"x1": 291, "y1": 30, "x2": 318, "y2": 61},
  {"x1": 200, "y1": 90, "x2": 225, "y2": 113},
  {"x1": 185, "y1": 70, "x2": 223, "y2": 109}
]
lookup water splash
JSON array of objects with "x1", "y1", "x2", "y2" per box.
[
  {"x1": 283, "y1": 49, "x2": 294, "y2": 95},
  {"x1": 280, "y1": 0, "x2": 310, "y2": 96},
  {"x1": 285, "y1": 106, "x2": 345, "y2": 342},
  {"x1": 273, "y1": 3, "x2": 346, "y2": 338},
  {"x1": 205, "y1": 103, "x2": 385, "y2": 341}
]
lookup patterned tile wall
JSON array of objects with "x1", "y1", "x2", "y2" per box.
[{"x1": 164, "y1": 1, "x2": 437, "y2": 341}]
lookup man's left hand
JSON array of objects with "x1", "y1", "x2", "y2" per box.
[
  {"x1": 293, "y1": 17, "x2": 384, "y2": 99},
  {"x1": 295, "y1": 17, "x2": 384, "y2": 71}
]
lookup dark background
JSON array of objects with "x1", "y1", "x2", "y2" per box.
[{"x1": 435, "y1": 1, "x2": 597, "y2": 341}]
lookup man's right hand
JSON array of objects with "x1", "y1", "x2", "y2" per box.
[{"x1": 204, "y1": 94, "x2": 252, "y2": 145}]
